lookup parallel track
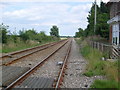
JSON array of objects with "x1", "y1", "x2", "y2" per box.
[
  {"x1": 5, "y1": 40, "x2": 70, "y2": 89},
  {"x1": 1, "y1": 40, "x2": 67, "y2": 66}
]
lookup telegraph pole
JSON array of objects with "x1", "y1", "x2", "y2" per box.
[{"x1": 94, "y1": 0, "x2": 97, "y2": 35}]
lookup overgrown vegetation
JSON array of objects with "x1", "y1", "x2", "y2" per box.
[
  {"x1": 76, "y1": 38, "x2": 119, "y2": 88},
  {"x1": 0, "y1": 23, "x2": 60, "y2": 53}
]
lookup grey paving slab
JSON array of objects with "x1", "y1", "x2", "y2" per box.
[
  {"x1": 15, "y1": 77, "x2": 54, "y2": 88},
  {"x1": 1, "y1": 66, "x2": 30, "y2": 87}
]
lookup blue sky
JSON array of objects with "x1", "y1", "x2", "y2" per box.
[{"x1": 1, "y1": 0, "x2": 109, "y2": 36}]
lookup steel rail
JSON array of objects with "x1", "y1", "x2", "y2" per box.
[
  {"x1": 5, "y1": 40, "x2": 69, "y2": 89},
  {"x1": 1, "y1": 40, "x2": 66, "y2": 59},
  {"x1": 2, "y1": 40, "x2": 67, "y2": 66},
  {"x1": 55, "y1": 40, "x2": 72, "y2": 88}
]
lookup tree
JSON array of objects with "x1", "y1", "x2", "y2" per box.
[
  {"x1": 25, "y1": 29, "x2": 37, "y2": 40},
  {"x1": 75, "y1": 28, "x2": 84, "y2": 37},
  {"x1": 86, "y1": 3, "x2": 100, "y2": 36},
  {"x1": 36, "y1": 31, "x2": 47, "y2": 42},
  {"x1": 0, "y1": 23, "x2": 8, "y2": 43},
  {"x1": 98, "y1": 1, "x2": 109, "y2": 39},
  {"x1": 82, "y1": 1, "x2": 109, "y2": 39},
  {"x1": 19, "y1": 30, "x2": 29, "y2": 42},
  {"x1": 50, "y1": 26, "x2": 59, "y2": 38}
]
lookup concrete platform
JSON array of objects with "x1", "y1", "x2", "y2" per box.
[
  {"x1": 15, "y1": 77, "x2": 54, "y2": 88},
  {"x1": 0, "y1": 66, "x2": 30, "y2": 87}
]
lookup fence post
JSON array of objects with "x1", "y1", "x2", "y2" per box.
[
  {"x1": 98, "y1": 42, "x2": 99, "y2": 50},
  {"x1": 101, "y1": 44, "x2": 103, "y2": 52},
  {"x1": 94, "y1": 42, "x2": 96, "y2": 49},
  {"x1": 92, "y1": 41, "x2": 93, "y2": 48}
]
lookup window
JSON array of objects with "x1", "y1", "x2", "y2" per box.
[
  {"x1": 113, "y1": 37, "x2": 118, "y2": 45},
  {"x1": 116, "y1": 37, "x2": 117, "y2": 45}
]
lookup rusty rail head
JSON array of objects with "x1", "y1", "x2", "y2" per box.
[
  {"x1": 55, "y1": 40, "x2": 72, "y2": 89},
  {"x1": 5, "y1": 40, "x2": 68, "y2": 89}
]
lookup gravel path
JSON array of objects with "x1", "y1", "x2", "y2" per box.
[
  {"x1": 10, "y1": 41, "x2": 66, "y2": 68},
  {"x1": 61, "y1": 39, "x2": 105, "y2": 88}
]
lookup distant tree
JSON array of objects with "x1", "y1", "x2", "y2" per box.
[
  {"x1": 19, "y1": 30, "x2": 29, "y2": 42},
  {"x1": 50, "y1": 26, "x2": 59, "y2": 38},
  {"x1": 0, "y1": 23, "x2": 8, "y2": 43},
  {"x1": 19, "y1": 29, "x2": 38, "y2": 42},
  {"x1": 75, "y1": 28, "x2": 84, "y2": 37},
  {"x1": 25, "y1": 29, "x2": 37, "y2": 40},
  {"x1": 36, "y1": 31, "x2": 47, "y2": 42}
]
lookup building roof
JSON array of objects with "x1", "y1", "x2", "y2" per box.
[{"x1": 106, "y1": 0, "x2": 120, "y2": 6}]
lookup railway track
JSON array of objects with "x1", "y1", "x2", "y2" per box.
[
  {"x1": 55, "y1": 40, "x2": 72, "y2": 88},
  {"x1": 4, "y1": 39, "x2": 72, "y2": 89},
  {"x1": 0, "y1": 40, "x2": 67, "y2": 66}
]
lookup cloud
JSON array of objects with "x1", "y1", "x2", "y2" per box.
[
  {"x1": 1, "y1": 0, "x2": 110, "y2": 3},
  {"x1": 2, "y1": 2, "x2": 93, "y2": 36}
]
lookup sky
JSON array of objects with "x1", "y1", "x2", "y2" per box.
[{"x1": 0, "y1": 0, "x2": 109, "y2": 36}]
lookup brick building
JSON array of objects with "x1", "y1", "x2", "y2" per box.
[{"x1": 107, "y1": 1, "x2": 120, "y2": 46}]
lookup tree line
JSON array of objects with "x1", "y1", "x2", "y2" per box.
[
  {"x1": 0, "y1": 23, "x2": 60, "y2": 44},
  {"x1": 75, "y1": 1, "x2": 110, "y2": 40}
]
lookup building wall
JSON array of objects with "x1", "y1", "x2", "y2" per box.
[
  {"x1": 108, "y1": 2, "x2": 120, "y2": 45},
  {"x1": 109, "y1": 25, "x2": 112, "y2": 43},
  {"x1": 110, "y1": 2, "x2": 118, "y2": 18},
  {"x1": 117, "y1": 2, "x2": 120, "y2": 14}
]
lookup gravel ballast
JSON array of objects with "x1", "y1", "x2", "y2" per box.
[
  {"x1": 10, "y1": 41, "x2": 67, "y2": 68},
  {"x1": 30, "y1": 41, "x2": 70, "y2": 79}
]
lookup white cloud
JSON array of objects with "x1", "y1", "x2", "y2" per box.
[
  {"x1": 1, "y1": 0, "x2": 110, "y2": 3},
  {"x1": 28, "y1": 16, "x2": 44, "y2": 21},
  {"x1": 2, "y1": 2, "x2": 94, "y2": 35},
  {"x1": 70, "y1": 4, "x2": 92, "y2": 13}
]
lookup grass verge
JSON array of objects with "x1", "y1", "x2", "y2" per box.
[
  {"x1": 75, "y1": 38, "x2": 119, "y2": 88},
  {"x1": 91, "y1": 80, "x2": 119, "y2": 88}
]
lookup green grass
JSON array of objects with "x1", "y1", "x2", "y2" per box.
[
  {"x1": 2, "y1": 44, "x2": 38, "y2": 53},
  {"x1": 75, "y1": 38, "x2": 119, "y2": 88},
  {"x1": 91, "y1": 80, "x2": 119, "y2": 89},
  {"x1": 81, "y1": 45, "x2": 106, "y2": 76}
]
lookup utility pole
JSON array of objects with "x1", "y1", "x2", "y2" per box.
[{"x1": 94, "y1": 0, "x2": 97, "y2": 35}]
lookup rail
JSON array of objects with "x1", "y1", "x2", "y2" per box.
[
  {"x1": 55, "y1": 40, "x2": 72, "y2": 88},
  {"x1": 5, "y1": 40, "x2": 69, "y2": 89},
  {"x1": 2, "y1": 40, "x2": 67, "y2": 66}
]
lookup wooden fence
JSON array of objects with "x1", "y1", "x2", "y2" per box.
[{"x1": 89, "y1": 41, "x2": 120, "y2": 59}]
